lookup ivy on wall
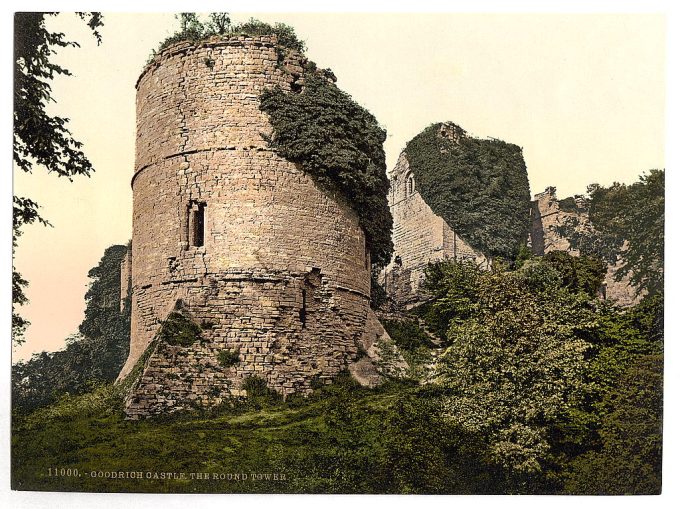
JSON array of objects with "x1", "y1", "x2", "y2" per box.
[
  {"x1": 405, "y1": 123, "x2": 531, "y2": 259},
  {"x1": 260, "y1": 72, "x2": 394, "y2": 268}
]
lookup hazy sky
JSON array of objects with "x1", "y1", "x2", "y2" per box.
[{"x1": 11, "y1": 11, "x2": 666, "y2": 361}]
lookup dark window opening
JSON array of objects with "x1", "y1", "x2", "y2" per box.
[
  {"x1": 300, "y1": 288, "x2": 307, "y2": 328},
  {"x1": 188, "y1": 201, "x2": 206, "y2": 247}
]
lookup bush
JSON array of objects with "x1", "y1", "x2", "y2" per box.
[
  {"x1": 157, "y1": 312, "x2": 202, "y2": 346},
  {"x1": 217, "y1": 348, "x2": 240, "y2": 368},
  {"x1": 17, "y1": 383, "x2": 123, "y2": 430},
  {"x1": 543, "y1": 250, "x2": 606, "y2": 297},
  {"x1": 154, "y1": 14, "x2": 306, "y2": 55},
  {"x1": 382, "y1": 319, "x2": 435, "y2": 352}
]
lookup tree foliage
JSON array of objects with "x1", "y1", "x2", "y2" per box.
[
  {"x1": 431, "y1": 261, "x2": 597, "y2": 487},
  {"x1": 260, "y1": 73, "x2": 393, "y2": 267},
  {"x1": 537, "y1": 251, "x2": 606, "y2": 298},
  {"x1": 13, "y1": 12, "x2": 103, "y2": 343},
  {"x1": 154, "y1": 13, "x2": 306, "y2": 55},
  {"x1": 564, "y1": 354, "x2": 663, "y2": 494},
  {"x1": 12, "y1": 245, "x2": 130, "y2": 414},
  {"x1": 422, "y1": 255, "x2": 662, "y2": 493},
  {"x1": 404, "y1": 123, "x2": 531, "y2": 259},
  {"x1": 560, "y1": 169, "x2": 664, "y2": 297}
]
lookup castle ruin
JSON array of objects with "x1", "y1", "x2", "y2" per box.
[
  {"x1": 117, "y1": 35, "x2": 640, "y2": 419},
  {"x1": 383, "y1": 170, "x2": 640, "y2": 308},
  {"x1": 382, "y1": 139, "x2": 490, "y2": 308},
  {"x1": 530, "y1": 186, "x2": 640, "y2": 306},
  {"x1": 118, "y1": 35, "x2": 389, "y2": 419}
]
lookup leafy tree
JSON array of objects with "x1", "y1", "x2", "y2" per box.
[
  {"x1": 564, "y1": 354, "x2": 663, "y2": 494},
  {"x1": 416, "y1": 260, "x2": 484, "y2": 340},
  {"x1": 539, "y1": 251, "x2": 606, "y2": 297},
  {"x1": 404, "y1": 123, "x2": 531, "y2": 259},
  {"x1": 560, "y1": 170, "x2": 664, "y2": 298},
  {"x1": 206, "y1": 12, "x2": 231, "y2": 35},
  {"x1": 13, "y1": 12, "x2": 103, "y2": 344},
  {"x1": 377, "y1": 393, "x2": 450, "y2": 493},
  {"x1": 432, "y1": 262, "x2": 596, "y2": 489},
  {"x1": 12, "y1": 245, "x2": 130, "y2": 414}
]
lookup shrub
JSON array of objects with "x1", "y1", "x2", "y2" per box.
[
  {"x1": 157, "y1": 312, "x2": 202, "y2": 347},
  {"x1": 154, "y1": 14, "x2": 306, "y2": 55},
  {"x1": 382, "y1": 319, "x2": 435, "y2": 352},
  {"x1": 217, "y1": 348, "x2": 240, "y2": 368}
]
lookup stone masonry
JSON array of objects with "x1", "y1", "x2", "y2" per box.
[
  {"x1": 119, "y1": 245, "x2": 132, "y2": 312},
  {"x1": 383, "y1": 147, "x2": 639, "y2": 309},
  {"x1": 530, "y1": 186, "x2": 640, "y2": 307},
  {"x1": 118, "y1": 35, "x2": 388, "y2": 418},
  {"x1": 382, "y1": 148, "x2": 490, "y2": 308}
]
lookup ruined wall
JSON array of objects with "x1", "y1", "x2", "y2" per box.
[
  {"x1": 119, "y1": 36, "x2": 376, "y2": 418},
  {"x1": 382, "y1": 152, "x2": 490, "y2": 307},
  {"x1": 530, "y1": 186, "x2": 640, "y2": 307},
  {"x1": 119, "y1": 245, "x2": 132, "y2": 312}
]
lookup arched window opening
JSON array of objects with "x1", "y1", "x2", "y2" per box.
[{"x1": 406, "y1": 174, "x2": 415, "y2": 197}]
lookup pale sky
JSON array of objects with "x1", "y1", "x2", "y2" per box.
[{"x1": 11, "y1": 11, "x2": 666, "y2": 362}]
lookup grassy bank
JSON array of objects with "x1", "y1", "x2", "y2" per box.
[{"x1": 12, "y1": 375, "x2": 471, "y2": 494}]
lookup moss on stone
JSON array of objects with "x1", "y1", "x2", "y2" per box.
[
  {"x1": 217, "y1": 348, "x2": 240, "y2": 368},
  {"x1": 157, "y1": 312, "x2": 202, "y2": 347}
]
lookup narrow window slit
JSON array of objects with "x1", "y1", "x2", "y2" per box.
[
  {"x1": 300, "y1": 288, "x2": 307, "y2": 328},
  {"x1": 188, "y1": 201, "x2": 206, "y2": 247}
]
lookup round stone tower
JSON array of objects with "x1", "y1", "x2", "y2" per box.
[{"x1": 119, "y1": 35, "x2": 373, "y2": 418}]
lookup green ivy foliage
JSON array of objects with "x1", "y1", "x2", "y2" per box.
[
  {"x1": 404, "y1": 123, "x2": 531, "y2": 259},
  {"x1": 217, "y1": 348, "x2": 240, "y2": 368},
  {"x1": 260, "y1": 73, "x2": 393, "y2": 268}
]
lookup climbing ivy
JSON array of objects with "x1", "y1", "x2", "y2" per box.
[
  {"x1": 260, "y1": 72, "x2": 393, "y2": 268},
  {"x1": 151, "y1": 14, "x2": 393, "y2": 267},
  {"x1": 405, "y1": 123, "x2": 531, "y2": 259}
]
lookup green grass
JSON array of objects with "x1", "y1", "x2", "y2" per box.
[{"x1": 11, "y1": 376, "x2": 426, "y2": 494}]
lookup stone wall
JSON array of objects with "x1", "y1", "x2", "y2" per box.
[
  {"x1": 120, "y1": 245, "x2": 132, "y2": 312},
  {"x1": 384, "y1": 169, "x2": 640, "y2": 309},
  {"x1": 530, "y1": 186, "x2": 640, "y2": 307},
  {"x1": 382, "y1": 152, "x2": 490, "y2": 307},
  {"x1": 119, "y1": 35, "x2": 380, "y2": 418}
]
